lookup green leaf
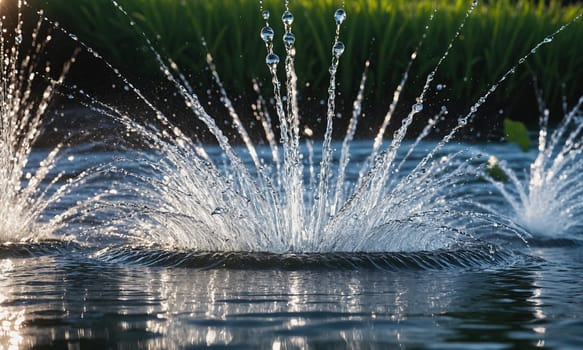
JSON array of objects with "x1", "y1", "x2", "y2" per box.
[
  {"x1": 485, "y1": 164, "x2": 509, "y2": 182},
  {"x1": 484, "y1": 155, "x2": 508, "y2": 182},
  {"x1": 503, "y1": 118, "x2": 530, "y2": 152}
]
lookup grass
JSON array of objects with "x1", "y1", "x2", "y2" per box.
[{"x1": 36, "y1": 0, "x2": 583, "y2": 128}]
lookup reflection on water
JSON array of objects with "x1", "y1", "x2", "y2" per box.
[
  {"x1": 0, "y1": 259, "x2": 24, "y2": 350},
  {"x1": 1, "y1": 248, "x2": 582, "y2": 348}
]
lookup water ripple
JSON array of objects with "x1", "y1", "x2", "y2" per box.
[{"x1": 91, "y1": 243, "x2": 521, "y2": 271}]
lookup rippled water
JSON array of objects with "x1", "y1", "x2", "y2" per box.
[{"x1": 1, "y1": 141, "x2": 582, "y2": 349}]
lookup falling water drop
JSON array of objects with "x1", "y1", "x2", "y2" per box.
[
  {"x1": 333, "y1": 41, "x2": 345, "y2": 57},
  {"x1": 260, "y1": 26, "x2": 275, "y2": 43},
  {"x1": 412, "y1": 103, "x2": 424, "y2": 113},
  {"x1": 211, "y1": 207, "x2": 225, "y2": 215},
  {"x1": 282, "y1": 11, "x2": 294, "y2": 25},
  {"x1": 283, "y1": 32, "x2": 295, "y2": 46},
  {"x1": 262, "y1": 10, "x2": 270, "y2": 21},
  {"x1": 334, "y1": 9, "x2": 346, "y2": 25},
  {"x1": 266, "y1": 53, "x2": 280, "y2": 68}
]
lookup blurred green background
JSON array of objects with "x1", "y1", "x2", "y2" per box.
[{"x1": 28, "y1": 0, "x2": 583, "y2": 138}]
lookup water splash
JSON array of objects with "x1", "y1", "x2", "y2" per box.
[
  {"x1": 484, "y1": 94, "x2": 583, "y2": 239},
  {"x1": 67, "y1": 3, "x2": 493, "y2": 253},
  {"x1": 0, "y1": 5, "x2": 102, "y2": 243},
  {"x1": 23, "y1": 1, "x2": 583, "y2": 254}
]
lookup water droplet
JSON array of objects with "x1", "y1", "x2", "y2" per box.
[
  {"x1": 15, "y1": 35, "x2": 22, "y2": 44},
  {"x1": 412, "y1": 103, "x2": 423, "y2": 113},
  {"x1": 334, "y1": 9, "x2": 346, "y2": 25},
  {"x1": 436, "y1": 84, "x2": 445, "y2": 91},
  {"x1": 211, "y1": 207, "x2": 225, "y2": 215},
  {"x1": 282, "y1": 11, "x2": 294, "y2": 25},
  {"x1": 333, "y1": 41, "x2": 345, "y2": 56},
  {"x1": 260, "y1": 26, "x2": 275, "y2": 43},
  {"x1": 266, "y1": 53, "x2": 280, "y2": 68},
  {"x1": 283, "y1": 32, "x2": 295, "y2": 46},
  {"x1": 262, "y1": 10, "x2": 270, "y2": 20}
]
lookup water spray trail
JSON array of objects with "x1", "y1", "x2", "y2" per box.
[
  {"x1": 203, "y1": 44, "x2": 262, "y2": 174},
  {"x1": 331, "y1": 60, "x2": 369, "y2": 216},
  {"x1": 355, "y1": 9, "x2": 436, "y2": 192},
  {"x1": 416, "y1": 10, "x2": 583, "y2": 176},
  {"x1": 251, "y1": 79, "x2": 281, "y2": 176},
  {"x1": 259, "y1": 7, "x2": 307, "y2": 246},
  {"x1": 282, "y1": 3, "x2": 300, "y2": 149},
  {"x1": 0, "y1": 7, "x2": 101, "y2": 242},
  {"x1": 366, "y1": 1, "x2": 480, "y2": 208},
  {"x1": 105, "y1": 1, "x2": 267, "y2": 204},
  {"x1": 369, "y1": 9, "x2": 437, "y2": 159},
  {"x1": 311, "y1": 8, "x2": 346, "y2": 243},
  {"x1": 280, "y1": 5, "x2": 307, "y2": 247}
]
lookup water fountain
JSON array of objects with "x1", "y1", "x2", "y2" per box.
[
  {"x1": 63, "y1": 2, "x2": 485, "y2": 254},
  {"x1": 67, "y1": 1, "x2": 578, "y2": 255},
  {"x1": 2, "y1": 0, "x2": 581, "y2": 256}
]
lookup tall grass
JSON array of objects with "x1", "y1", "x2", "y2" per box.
[{"x1": 39, "y1": 0, "x2": 582, "y2": 126}]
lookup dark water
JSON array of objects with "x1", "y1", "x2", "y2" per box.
[
  {"x1": 1, "y1": 245, "x2": 582, "y2": 349},
  {"x1": 1, "y1": 143, "x2": 583, "y2": 349}
]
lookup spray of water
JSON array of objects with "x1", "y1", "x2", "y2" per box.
[
  {"x1": 22, "y1": 1, "x2": 583, "y2": 253},
  {"x1": 60, "y1": 2, "x2": 490, "y2": 253},
  {"x1": 484, "y1": 94, "x2": 583, "y2": 239},
  {"x1": 0, "y1": 4, "x2": 104, "y2": 243}
]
